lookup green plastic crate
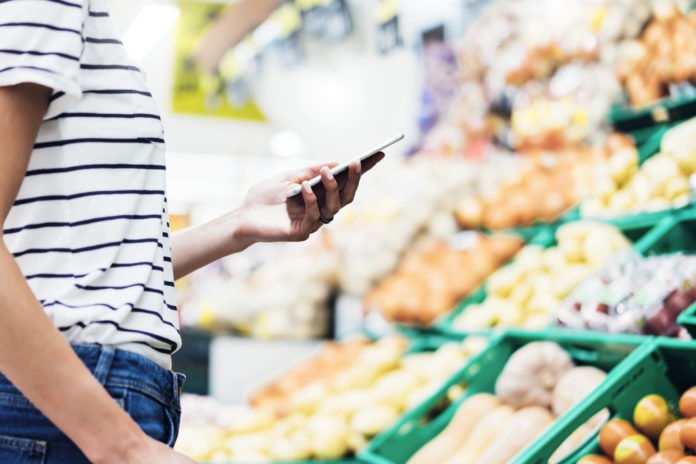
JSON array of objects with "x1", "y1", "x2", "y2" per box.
[
  {"x1": 632, "y1": 207, "x2": 696, "y2": 256},
  {"x1": 202, "y1": 333, "x2": 490, "y2": 464},
  {"x1": 518, "y1": 337, "x2": 696, "y2": 464},
  {"x1": 201, "y1": 460, "x2": 364, "y2": 464},
  {"x1": 433, "y1": 217, "x2": 662, "y2": 337},
  {"x1": 609, "y1": 92, "x2": 696, "y2": 136},
  {"x1": 359, "y1": 329, "x2": 646, "y2": 464}
]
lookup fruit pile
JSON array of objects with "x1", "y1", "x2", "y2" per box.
[
  {"x1": 454, "y1": 145, "x2": 611, "y2": 231},
  {"x1": 174, "y1": 336, "x2": 488, "y2": 463},
  {"x1": 577, "y1": 386, "x2": 696, "y2": 464},
  {"x1": 581, "y1": 118, "x2": 696, "y2": 219},
  {"x1": 406, "y1": 341, "x2": 608, "y2": 464},
  {"x1": 616, "y1": 4, "x2": 696, "y2": 107},
  {"x1": 452, "y1": 222, "x2": 631, "y2": 331},
  {"x1": 363, "y1": 234, "x2": 523, "y2": 325},
  {"x1": 556, "y1": 251, "x2": 696, "y2": 337}
]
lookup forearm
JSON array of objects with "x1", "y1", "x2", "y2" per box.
[
  {"x1": 0, "y1": 244, "x2": 144, "y2": 463},
  {"x1": 170, "y1": 208, "x2": 253, "y2": 280}
]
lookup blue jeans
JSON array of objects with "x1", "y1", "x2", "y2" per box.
[{"x1": 0, "y1": 344, "x2": 185, "y2": 463}]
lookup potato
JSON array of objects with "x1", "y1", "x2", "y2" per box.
[
  {"x1": 486, "y1": 265, "x2": 523, "y2": 297},
  {"x1": 553, "y1": 265, "x2": 593, "y2": 300},
  {"x1": 608, "y1": 189, "x2": 635, "y2": 211},
  {"x1": 558, "y1": 237, "x2": 585, "y2": 263},
  {"x1": 595, "y1": 177, "x2": 619, "y2": 202},
  {"x1": 317, "y1": 390, "x2": 373, "y2": 418},
  {"x1": 583, "y1": 228, "x2": 619, "y2": 267},
  {"x1": 609, "y1": 148, "x2": 639, "y2": 185},
  {"x1": 665, "y1": 175, "x2": 690, "y2": 201},
  {"x1": 371, "y1": 369, "x2": 422, "y2": 409},
  {"x1": 351, "y1": 404, "x2": 400, "y2": 436},
  {"x1": 269, "y1": 436, "x2": 311, "y2": 461}
]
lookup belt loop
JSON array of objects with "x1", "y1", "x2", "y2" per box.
[{"x1": 93, "y1": 345, "x2": 115, "y2": 385}]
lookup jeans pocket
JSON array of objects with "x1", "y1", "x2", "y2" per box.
[{"x1": 0, "y1": 434, "x2": 47, "y2": 464}]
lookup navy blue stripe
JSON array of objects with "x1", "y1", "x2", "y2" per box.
[
  {"x1": 25, "y1": 164, "x2": 166, "y2": 176},
  {"x1": 58, "y1": 320, "x2": 177, "y2": 350},
  {"x1": 13, "y1": 190, "x2": 164, "y2": 206},
  {"x1": 48, "y1": 89, "x2": 152, "y2": 105},
  {"x1": 49, "y1": 91, "x2": 65, "y2": 102},
  {"x1": 24, "y1": 259, "x2": 167, "y2": 279},
  {"x1": 163, "y1": 256, "x2": 171, "y2": 263},
  {"x1": 44, "y1": 299, "x2": 177, "y2": 322},
  {"x1": 0, "y1": 49, "x2": 79, "y2": 61},
  {"x1": 0, "y1": 65, "x2": 60, "y2": 75},
  {"x1": 3, "y1": 214, "x2": 161, "y2": 235},
  {"x1": 26, "y1": 270, "x2": 104, "y2": 279},
  {"x1": 0, "y1": 22, "x2": 81, "y2": 36},
  {"x1": 34, "y1": 137, "x2": 164, "y2": 149},
  {"x1": 111, "y1": 262, "x2": 164, "y2": 272},
  {"x1": 130, "y1": 308, "x2": 177, "y2": 329},
  {"x1": 81, "y1": 64, "x2": 140, "y2": 71},
  {"x1": 46, "y1": 112, "x2": 160, "y2": 121},
  {"x1": 88, "y1": 11, "x2": 109, "y2": 17},
  {"x1": 164, "y1": 281, "x2": 174, "y2": 287},
  {"x1": 165, "y1": 303, "x2": 177, "y2": 311},
  {"x1": 162, "y1": 231, "x2": 169, "y2": 238},
  {"x1": 12, "y1": 237, "x2": 160, "y2": 258},
  {"x1": 0, "y1": 0, "x2": 84, "y2": 8},
  {"x1": 75, "y1": 282, "x2": 164, "y2": 296},
  {"x1": 84, "y1": 37, "x2": 121, "y2": 44},
  {"x1": 84, "y1": 89, "x2": 151, "y2": 96}
]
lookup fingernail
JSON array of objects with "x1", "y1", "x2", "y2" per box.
[
  {"x1": 303, "y1": 182, "x2": 312, "y2": 194},
  {"x1": 326, "y1": 169, "x2": 334, "y2": 181},
  {"x1": 355, "y1": 162, "x2": 361, "y2": 174}
]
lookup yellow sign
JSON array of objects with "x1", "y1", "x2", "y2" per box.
[{"x1": 172, "y1": 1, "x2": 265, "y2": 121}]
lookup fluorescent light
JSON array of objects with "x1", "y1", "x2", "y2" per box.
[{"x1": 122, "y1": 3, "x2": 180, "y2": 62}]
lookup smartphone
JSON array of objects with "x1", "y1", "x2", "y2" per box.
[{"x1": 286, "y1": 133, "x2": 405, "y2": 198}]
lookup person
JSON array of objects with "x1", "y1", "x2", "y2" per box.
[{"x1": 0, "y1": 0, "x2": 382, "y2": 462}]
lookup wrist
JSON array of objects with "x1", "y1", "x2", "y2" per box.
[
  {"x1": 81, "y1": 410, "x2": 146, "y2": 464},
  {"x1": 220, "y1": 207, "x2": 257, "y2": 252}
]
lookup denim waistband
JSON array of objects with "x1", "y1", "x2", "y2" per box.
[{"x1": 70, "y1": 344, "x2": 184, "y2": 408}]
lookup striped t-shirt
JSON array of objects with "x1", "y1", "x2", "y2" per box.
[{"x1": 0, "y1": 0, "x2": 181, "y2": 369}]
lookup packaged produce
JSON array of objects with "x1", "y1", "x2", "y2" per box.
[
  {"x1": 174, "y1": 335, "x2": 489, "y2": 462},
  {"x1": 363, "y1": 233, "x2": 523, "y2": 325},
  {"x1": 405, "y1": 340, "x2": 610, "y2": 464},
  {"x1": 452, "y1": 221, "x2": 631, "y2": 331},
  {"x1": 555, "y1": 251, "x2": 696, "y2": 336},
  {"x1": 582, "y1": 117, "x2": 696, "y2": 218}
]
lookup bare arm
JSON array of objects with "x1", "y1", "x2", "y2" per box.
[{"x1": 0, "y1": 84, "x2": 193, "y2": 464}]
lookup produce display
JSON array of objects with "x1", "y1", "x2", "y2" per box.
[
  {"x1": 362, "y1": 233, "x2": 523, "y2": 325},
  {"x1": 616, "y1": 4, "x2": 696, "y2": 107},
  {"x1": 452, "y1": 221, "x2": 631, "y2": 331},
  {"x1": 556, "y1": 251, "x2": 696, "y2": 337},
  {"x1": 581, "y1": 118, "x2": 696, "y2": 219},
  {"x1": 574, "y1": 386, "x2": 696, "y2": 463},
  {"x1": 405, "y1": 341, "x2": 608, "y2": 464},
  {"x1": 455, "y1": 149, "x2": 594, "y2": 230},
  {"x1": 174, "y1": 335, "x2": 489, "y2": 462},
  {"x1": 455, "y1": 135, "x2": 636, "y2": 231}
]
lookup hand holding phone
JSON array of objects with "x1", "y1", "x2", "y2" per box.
[{"x1": 286, "y1": 133, "x2": 404, "y2": 200}]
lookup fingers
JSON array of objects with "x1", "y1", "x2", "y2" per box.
[
  {"x1": 288, "y1": 162, "x2": 339, "y2": 183},
  {"x1": 320, "y1": 166, "x2": 340, "y2": 219},
  {"x1": 299, "y1": 181, "x2": 320, "y2": 240},
  {"x1": 340, "y1": 160, "x2": 361, "y2": 205}
]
